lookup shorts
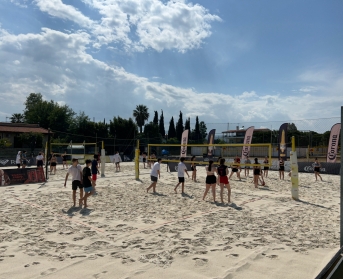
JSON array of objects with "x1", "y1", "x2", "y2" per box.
[
  {"x1": 115, "y1": 162, "x2": 120, "y2": 166},
  {"x1": 22, "y1": 160, "x2": 27, "y2": 165},
  {"x1": 232, "y1": 168, "x2": 238, "y2": 173},
  {"x1": 264, "y1": 167, "x2": 269, "y2": 170},
  {"x1": 143, "y1": 158, "x2": 146, "y2": 163},
  {"x1": 51, "y1": 162, "x2": 57, "y2": 166},
  {"x1": 245, "y1": 166, "x2": 250, "y2": 169},
  {"x1": 191, "y1": 166, "x2": 196, "y2": 171},
  {"x1": 17, "y1": 164, "x2": 21, "y2": 168},
  {"x1": 92, "y1": 174, "x2": 97, "y2": 181},
  {"x1": 72, "y1": 180, "x2": 83, "y2": 191},
  {"x1": 151, "y1": 175, "x2": 158, "y2": 182},
  {"x1": 254, "y1": 170, "x2": 260, "y2": 176},
  {"x1": 206, "y1": 175, "x2": 216, "y2": 184},
  {"x1": 84, "y1": 186, "x2": 93, "y2": 193},
  {"x1": 37, "y1": 160, "x2": 43, "y2": 167},
  {"x1": 219, "y1": 176, "x2": 229, "y2": 184},
  {"x1": 279, "y1": 166, "x2": 285, "y2": 171},
  {"x1": 178, "y1": 177, "x2": 185, "y2": 183},
  {"x1": 314, "y1": 167, "x2": 320, "y2": 172}
]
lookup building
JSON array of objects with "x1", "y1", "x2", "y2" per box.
[
  {"x1": 0, "y1": 122, "x2": 50, "y2": 148},
  {"x1": 222, "y1": 128, "x2": 271, "y2": 144}
]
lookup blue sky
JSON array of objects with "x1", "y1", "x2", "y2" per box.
[{"x1": 0, "y1": 0, "x2": 342, "y2": 133}]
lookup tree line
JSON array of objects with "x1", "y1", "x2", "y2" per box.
[{"x1": 9, "y1": 93, "x2": 208, "y2": 148}]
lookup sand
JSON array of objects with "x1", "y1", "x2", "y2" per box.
[{"x1": 0, "y1": 162, "x2": 340, "y2": 279}]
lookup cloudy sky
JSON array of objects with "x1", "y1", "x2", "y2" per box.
[{"x1": 0, "y1": 0, "x2": 342, "y2": 132}]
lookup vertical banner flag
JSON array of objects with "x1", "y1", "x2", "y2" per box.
[
  {"x1": 327, "y1": 123, "x2": 341, "y2": 163},
  {"x1": 241, "y1": 126, "x2": 255, "y2": 160},
  {"x1": 180, "y1": 130, "x2": 189, "y2": 157},
  {"x1": 207, "y1": 129, "x2": 216, "y2": 156},
  {"x1": 278, "y1": 123, "x2": 288, "y2": 159}
]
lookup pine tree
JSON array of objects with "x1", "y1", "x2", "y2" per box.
[
  {"x1": 168, "y1": 117, "x2": 176, "y2": 139},
  {"x1": 184, "y1": 117, "x2": 190, "y2": 131},
  {"x1": 159, "y1": 110, "x2": 165, "y2": 137},
  {"x1": 176, "y1": 111, "x2": 184, "y2": 140},
  {"x1": 153, "y1": 111, "x2": 158, "y2": 125},
  {"x1": 192, "y1": 116, "x2": 201, "y2": 142}
]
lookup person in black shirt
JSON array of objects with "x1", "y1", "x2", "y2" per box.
[
  {"x1": 79, "y1": 160, "x2": 93, "y2": 208},
  {"x1": 91, "y1": 154, "x2": 99, "y2": 191},
  {"x1": 62, "y1": 151, "x2": 67, "y2": 169}
]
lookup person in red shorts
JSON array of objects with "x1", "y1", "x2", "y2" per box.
[
  {"x1": 91, "y1": 154, "x2": 98, "y2": 192},
  {"x1": 217, "y1": 158, "x2": 231, "y2": 203}
]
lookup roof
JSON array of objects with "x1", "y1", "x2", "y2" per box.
[
  {"x1": 222, "y1": 128, "x2": 271, "y2": 133},
  {"x1": 0, "y1": 122, "x2": 50, "y2": 134}
]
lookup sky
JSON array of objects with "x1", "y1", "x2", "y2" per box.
[{"x1": 0, "y1": 0, "x2": 342, "y2": 133}]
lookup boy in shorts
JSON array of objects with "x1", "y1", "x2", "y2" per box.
[
  {"x1": 147, "y1": 158, "x2": 162, "y2": 193},
  {"x1": 174, "y1": 157, "x2": 189, "y2": 194},
  {"x1": 91, "y1": 154, "x2": 98, "y2": 191},
  {"x1": 64, "y1": 158, "x2": 83, "y2": 207},
  {"x1": 79, "y1": 160, "x2": 93, "y2": 208}
]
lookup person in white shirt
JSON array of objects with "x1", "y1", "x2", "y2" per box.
[
  {"x1": 146, "y1": 158, "x2": 162, "y2": 193},
  {"x1": 113, "y1": 151, "x2": 122, "y2": 172},
  {"x1": 64, "y1": 158, "x2": 83, "y2": 207},
  {"x1": 16, "y1": 151, "x2": 21, "y2": 168},
  {"x1": 36, "y1": 152, "x2": 44, "y2": 168},
  {"x1": 174, "y1": 157, "x2": 189, "y2": 194}
]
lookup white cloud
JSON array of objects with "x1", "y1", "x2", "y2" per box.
[
  {"x1": 33, "y1": 0, "x2": 221, "y2": 52},
  {"x1": 0, "y1": 17, "x2": 342, "y2": 128},
  {"x1": 11, "y1": 0, "x2": 28, "y2": 8}
]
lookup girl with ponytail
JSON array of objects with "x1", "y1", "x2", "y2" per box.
[{"x1": 203, "y1": 160, "x2": 217, "y2": 202}]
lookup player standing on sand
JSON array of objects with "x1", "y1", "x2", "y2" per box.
[
  {"x1": 253, "y1": 158, "x2": 261, "y2": 188},
  {"x1": 142, "y1": 152, "x2": 147, "y2": 169},
  {"x1": 16, "y1": 151, "x2": 21, "y2": 168},
  {"x1": 113, "y1": 151, "x2": 122, "y2": 172},
  {"x1": 91, "y1": 154, "x2": 98, "y2": 192},
  {"x1": 62, "y1": 151, "x2": 67, "y2": 169},
  {"x1": 64, "y1": 158, "x2": 83, "y2": 207},
  {"x1": 203, "y1": 160, "x2": 217, "y2": 202},
  {"x1": 229, "y1": 158, "x2": 241, "y2": 181},
  {"x1": 244, "y1": 156, "x2": 251, "y2": 177},
  {"x1": 314, "y1": 158, "x2": 323, "y2": 181},
  {"x1": 217, "y1": 158, "x2": 231, "y2": 203},
  {"x1": 263, "y1": 156, "x2": 269, "y2": 177},
  {"x1": 146, "y1": 158, "x2": 162, "y2": 193},
  {"x1": 191, "y1": 156, "x2": 197, "y2": 182},
  {"x1": 279, "y1": 157, "x2": 285, "y2": 180},
  {"x1": 174, "y1": 157, "x2": 190, "y2": 194},
  {"x1": 79, "y1": 160, "x2": 93, "y2": 208}
]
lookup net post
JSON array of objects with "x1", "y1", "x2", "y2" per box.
[
  {"x1": 135, "y1": 140, "x2": 140, "y2": 180},
  {"x1": 340, "y1": 106, "x2": 343, "y2": 246},
  {"x1": 100, "y1": 141, "x2": 105, "y2": 177},
  {"x1": 290, "y1": 136, "x2": 299, "y2": 200}
]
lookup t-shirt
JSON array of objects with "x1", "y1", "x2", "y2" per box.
[
  {"x1": 217, "y1": 165, "x2": 228, "y2": 176},
  {"x1": 68, "y1": 165, "x2": 82, "y2": 181},
  {"x1": 82, "y1": 167, "x2": 92, "y2": 187},
  {"x1": 113, "y1": 154, "x2": 121, "y2": 163},
  {"x1": 177, "y1": 162, "x2": 187, "y2": 177},
  {"x1": 150, "y1": 162, "x2": 160, "y2": 177},
  {"x1": 16, "y1": 154, "x2": 21, "y2": 164},
  {"x1": 91, "y1": 160, "x2": 98, "y2": 174},
  {"x1": 36, "y1": 155, "x2": 43, "y2": 161}
]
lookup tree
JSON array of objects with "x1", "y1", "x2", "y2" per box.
[
  {"x1": 143, "y1": 122, "x2": 161, "y2": 143},
  {"x1": 176, "y1": 111, "x2": 184, "y2": 140},
  {"x1": 133, "y1": 105, "x2": 149, "y2": 133},
  {"x1": 10, "y1": 113, "x2": 25, "y2": 123},
  {"x1": 18, "y1": 132, "x2": 43, "y2": 148},
  {"x1": 191, "y1": 116, "x2": 201, "y2": 142},
  {"x1": 159, "y1": 110, "x2": 165, "y2": 137},
  {"x1": 153, "y1": 111, "x2": 158, "y2": 125},
  {"x1": 199, "y1": 121, "x2": 207, "y2": 141},
  {"x1": 168, "y1": 117, "x2": 176, "y2": 139},
  {"x1": 0, "y1": 138, "x2": 12, "y2": 148},
  {"x1": 109, "y1": 116, "x2": 138, "y2": 140},
  {"x1": 185, "y1": 117, "x2": 190, "y2": 131}
]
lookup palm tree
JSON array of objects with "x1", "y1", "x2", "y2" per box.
[
  {"x1": 10, "y1": 113, "x2": 25, "y2": 123},
  {"x1": 133, "y1": 105, "x2": 149, "y2": 133}
]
